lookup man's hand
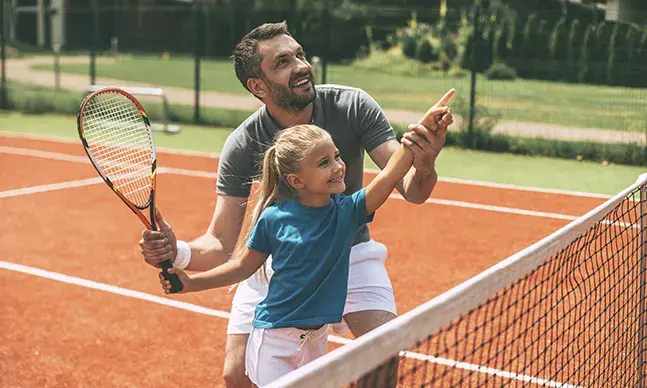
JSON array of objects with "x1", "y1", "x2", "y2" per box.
[
  {"x1": 139, "y1": 208, "x2": 177, "y2": 268},
  {"x1": 401, "y1": 89, "x2": 455, "y2": 174}
]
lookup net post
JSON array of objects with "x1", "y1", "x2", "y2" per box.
[{"x1": 640, "y1": 179, "x2": 647, "y2": 387}]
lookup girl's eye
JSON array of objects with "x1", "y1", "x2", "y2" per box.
[
  {"x1": 319, "y1": 160, "x2": 329, "y2": 167},
  {"x1": 335, "y1": 154, "x2": 341, "y2": 160}
]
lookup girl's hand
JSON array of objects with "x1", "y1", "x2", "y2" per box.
[{"x1": 159, "y1": 267, "x2": 191, "y2": 294}]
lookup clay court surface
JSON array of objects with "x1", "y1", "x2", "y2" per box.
[{"x1": 0, "y1": 134, "x2": 608, "y2": 387}]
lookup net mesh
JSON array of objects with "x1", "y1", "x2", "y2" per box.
[
  {"x1": 270, "y1": 177, "x2": 647, "y2": 388},
  {"x1": 81, "y1": 91, "x2": 155, "y2": 208}
]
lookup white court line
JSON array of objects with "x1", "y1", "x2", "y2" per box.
[
  {"x1": 0, "y1": 177, "x2": 104, "y2": 199},
  {"x1": 159, "y1": 166, "x2": 218, "y2": 179},
  {"x1": 435, "y1": 176, "x2": 611, "y2": 199},
  {"x1": 0, "y1": 131, "x2": 221, "y2": 158},
  {"x1": 412, "y1": 195, "x2": 578, "y2": 221},
  {"x1": 0, "y1": 145, "x2": 90, "y2": 163},
  {"x1": 0, "y1": 145, "x2": 583, "y2": 220},
  {"x1": 399, "y1": 349, "x2": 581, "y2": 388},
  {"x1": 1, "y1": 131, "x2": 613, "y2": 199},
  {"x1": 0, "y1": 260, "x2": 577, "y2": 388}
]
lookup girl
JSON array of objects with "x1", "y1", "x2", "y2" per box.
[{"x1": 161, "y1": 124, "x2": 414, "y2": 386}]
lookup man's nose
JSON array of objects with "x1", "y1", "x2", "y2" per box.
[{"x1": 295, "y1": 58, "x2": 311, "y2": 73}]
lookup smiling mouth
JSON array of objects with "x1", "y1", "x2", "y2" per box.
[
  {"x1": 291, "y1": 77, "x2": 311, "y2": 88},
  {"x1": 328, "y1": 176, "x2": 344, "y2": 184}
]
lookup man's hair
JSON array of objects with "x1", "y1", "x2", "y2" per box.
[{"x1": 232, "y1": 21, "x2": 292, "y2": 93}]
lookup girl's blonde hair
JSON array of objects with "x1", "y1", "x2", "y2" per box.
[{"x1": 234, "y1": 124, "x2": 331, "y2": 282}]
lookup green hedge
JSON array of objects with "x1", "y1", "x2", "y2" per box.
[{"x1": 393, "y1": 124, "x2": 646, "y2": 167}]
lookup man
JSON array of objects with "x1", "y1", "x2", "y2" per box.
[{"x1": 140, "y1": 22, "x2": 453, "y2": 387}]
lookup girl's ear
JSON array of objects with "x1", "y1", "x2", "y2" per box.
[{"x1": 286, "y1": 174, "x2": 304, "y2": 189}]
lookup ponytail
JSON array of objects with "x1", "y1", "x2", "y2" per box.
[{"x1": 232, "y1": 145, "x2": 281, "y2": 284}]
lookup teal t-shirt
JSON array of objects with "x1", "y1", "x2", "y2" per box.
[{"x1": 247, "y1": 189, "x2": 373, "y2": 329}]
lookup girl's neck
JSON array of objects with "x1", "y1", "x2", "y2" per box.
[{"x1": 295, "y1": 192, "x2": 331, "y2": 208}]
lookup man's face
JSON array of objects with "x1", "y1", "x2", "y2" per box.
[{"x1": 256, "y1": 35, "x2": 316, "y2": 112}]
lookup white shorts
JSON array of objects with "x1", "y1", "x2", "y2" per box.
[
  {"x1": 227, "y1": 240, "x2": 397, "y2": 336},
  {"x1": 245, "y1": 325, "x2": 329, "y2": 387}
]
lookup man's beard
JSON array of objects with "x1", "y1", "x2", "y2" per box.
[{"x1": 266, "y1": 74, "x2": 316, "y2": 113}]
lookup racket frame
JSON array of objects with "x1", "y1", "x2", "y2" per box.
[{"x1": 77, "y1": 87, "x2": 157, "y2": 231}]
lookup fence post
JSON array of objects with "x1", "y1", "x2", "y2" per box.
[
  {"x1": 468, "y1": 2, "x2": 481, "y2": 136},
  {"x1": 0, "y1": 0, "x2": 6, "y2": 110},
  {"x1": 89, "y1": 0, "x2": 98, "y2": 86},
  {"x1": 53, "y1": 44, "x2": 60, "y2": 90},
  {"x1": 321, "y1": 4, "x2": 330, "y2": 85},
  {"x1": 194, "y1": 4, "x2": 205, "y2": 124}
]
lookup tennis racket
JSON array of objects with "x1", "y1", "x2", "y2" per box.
[{"x1": 77, "y1": 87, "x2": 183, "y2": 293}]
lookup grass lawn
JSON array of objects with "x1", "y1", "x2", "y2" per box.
[
  {"x1": 1, "y1": 112, "x2": 643, "y2": 195},
  {"x1": 34, "y1": 53, "x2": 647, "y2": 133}
]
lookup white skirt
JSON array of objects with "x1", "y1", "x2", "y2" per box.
[{"x1": 245, "y1": 325, "x2": 329, "y2": 387}]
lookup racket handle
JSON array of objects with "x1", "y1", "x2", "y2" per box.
[{"x1": 160, "y1": 260, "x2": 184, "y2": 293}]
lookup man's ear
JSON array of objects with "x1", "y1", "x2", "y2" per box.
[
  {"x1": 286, "y1": 174, "x2": 304, "y2": 189},
  {"x1": 247, "y1": 78, "x2": 267, "y2": 100}
]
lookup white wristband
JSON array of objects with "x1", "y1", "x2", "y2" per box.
[{"x1": 173, "y1": 240, "x2": 191, "y2": 270}]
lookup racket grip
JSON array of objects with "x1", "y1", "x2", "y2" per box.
[{"x1": 160, "y1": 260, "x2": 184, "y2": 293}]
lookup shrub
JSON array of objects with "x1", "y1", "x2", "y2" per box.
[
  {"x1": 439, "y1": 35, "x2": 459, "y2": 61},
  {"x1": 492, "y1": 16, "x2": 513, "y2": 61},
  {"x1": 402, "y1": 35, "x2": 418, "y2": 59},
  {"x1": 416, "y1": 39, "x2": 437, "y2": 63},
  {"x1": 566, "y1": 19, "x2": 582, "y2": 82},
  {"x1": 485, "y1": 62, "x2": 517, "y2": 80}
]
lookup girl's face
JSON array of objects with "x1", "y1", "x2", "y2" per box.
[{"x1": 287, "y1": 137, "x2": 346, "y2": 198}]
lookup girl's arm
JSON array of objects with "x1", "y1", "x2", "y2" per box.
[
  {"x1": 364, "y1": 91, "x2": 454, "y2": 215},
  {"x1": 161, "y1": 247, "x2": 269, "y2": 294},
  {"x1": 365, "y1": 144, "x2": 413, "y2": 216}
]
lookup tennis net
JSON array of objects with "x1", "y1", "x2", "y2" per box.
[{"x1": 268, "y1": 174, "x2": 647, "y2": 388}]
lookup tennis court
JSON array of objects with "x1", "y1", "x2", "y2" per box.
[{"x1": 0, "y1": 133, "x2": 619, "y2": 387}]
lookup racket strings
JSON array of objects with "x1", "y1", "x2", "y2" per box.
[{"x1": 82, "y1": 92, "x2": 154, "y2": 208}]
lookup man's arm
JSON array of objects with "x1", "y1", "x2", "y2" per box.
[
  {"x1": 140, "y1": 194, "x2": 248, "y2": 272},
  {"x1": 186, "y1": 195, "x2": 248, "y2": 271},
  {"x1": 369, "y1": 139, "x2": 438, "y2": 205},
  {"x1": 368, "y1": 89, "x2": 454, "y2": 204}
]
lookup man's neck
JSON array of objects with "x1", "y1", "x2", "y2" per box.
[{"x1": 266, "y1": 103, "x2": 314, "y2": 129}]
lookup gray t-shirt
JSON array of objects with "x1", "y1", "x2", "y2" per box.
[{"x1": 216, "y1": 84, "x2": 396, "y2": 244}]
